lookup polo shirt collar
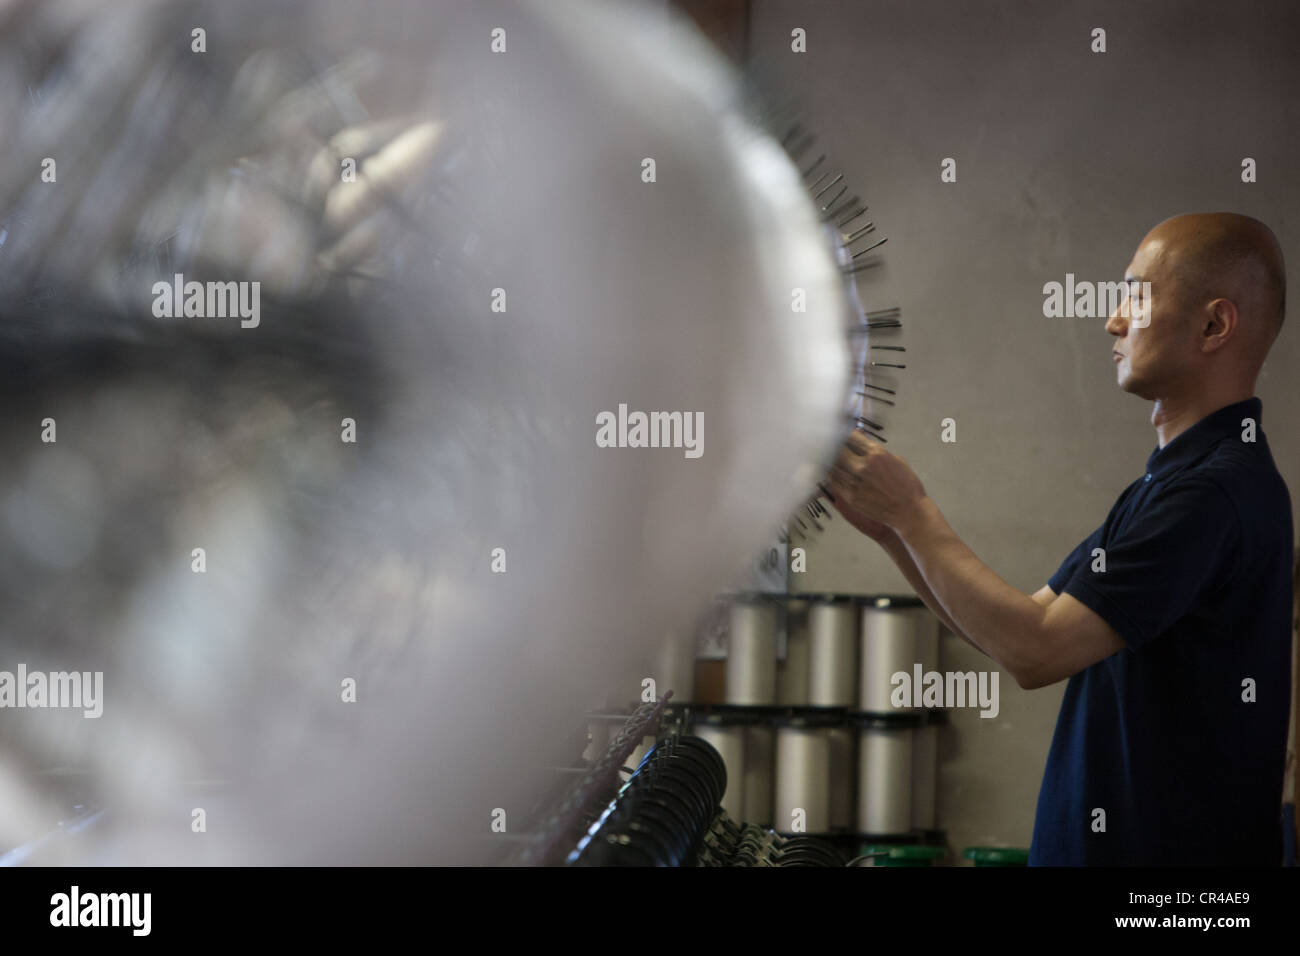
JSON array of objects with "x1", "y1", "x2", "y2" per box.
[{"x1": 1145, "y1": 397, "x2": 1261, "y2": 481}]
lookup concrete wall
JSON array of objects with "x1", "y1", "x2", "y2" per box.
[{"x1": 748, "y1": 0, "x2": 1300, "y2": 858}]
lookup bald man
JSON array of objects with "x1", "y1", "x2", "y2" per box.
[{"x1": 829, "y1": 213, "x2": 1293, "y2": 866}]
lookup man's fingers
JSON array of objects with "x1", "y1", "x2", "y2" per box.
[
  {"x1": 827, "y1": 461, "x2": 861, "y2": 490},
  {"x1": 842, "y1": 429, "x2": 881, "y2": 457}
]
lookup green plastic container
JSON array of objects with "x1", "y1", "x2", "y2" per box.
[
  {"x1": 963, "y1": 846, "x2": 1029, "y2": 867},
  {"x1": 860, "y1": 843, "x2": 946, "y2": 867}
]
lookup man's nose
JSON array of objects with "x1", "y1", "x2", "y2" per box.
[{"x1": 1105, "y1": 309, "x2": 1126, "y2": 336}]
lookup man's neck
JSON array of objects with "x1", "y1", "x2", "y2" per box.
[{"x1": 1150, "y1": 387, "x2": 1254, "y2": 449}]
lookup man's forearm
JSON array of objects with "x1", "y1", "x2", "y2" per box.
[
  {"x1": 877, "y1": 531, "x2": 986, "y2": 657},
  {"x1": 890, "y1": 497, "x2": 1048, "y2": 678}
]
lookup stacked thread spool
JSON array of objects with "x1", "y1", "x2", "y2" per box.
[{"x1": 690, "y1": 593, "x2": 945, "y2": 843}]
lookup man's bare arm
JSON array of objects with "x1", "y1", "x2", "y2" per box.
[
  {"x1": 875, "y1": 530, "x2": 972, "y2": 647},
  {"x1": 890, "y1": 497, "x2": 1125, "y2": 689},
  {"x1": 828, "y1": 434, "x2": 1126, "y2": 690},
  {"x1": 874, "y1": 526, "x2": 1059, "y2": 651}
]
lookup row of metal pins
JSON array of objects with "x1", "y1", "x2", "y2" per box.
[
  {"x1": 778, "y1": 122, "x2": 905, "y2": 542},
  {"x1": 795, "y1": 135, "x2": 889, "y2": 268}
]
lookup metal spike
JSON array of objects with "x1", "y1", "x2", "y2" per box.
[
  {"x1": 844, "y1": 256, "x2": 887, "y2": 276},
  {"x1": 812, "y1": 172, "x2": 844, "y2": 200},
  {"x1": 850, "y1": 236, "x2": 890, "y2": 258},
  {"x1": 838, "y1": 206, "x2": 869, "y2": 229},
  {"x1": 854, "y1": 390, "x2": 895, "y2": 406},
  {"x1": 818, "y1": 185, "x2": 848, "y2": 214},
  {"x1": 823, "y1": 196, "x2": 859, "y2": 222}
]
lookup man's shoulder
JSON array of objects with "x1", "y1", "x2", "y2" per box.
[
  {"x1": 1193, "y1": 436, "x2": 1288, "y2": 498},
  {"x1": 1181, "y1": 438, "x2": 1292, "y2": 539}
]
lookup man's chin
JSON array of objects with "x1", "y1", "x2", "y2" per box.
[{"x1": 1117, "y1": 375, "x2": 1155, "y2": 400}]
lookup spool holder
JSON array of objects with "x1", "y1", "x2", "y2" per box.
[{"x1": 512, "y1": 694, "x2": 673, "y2": 866}]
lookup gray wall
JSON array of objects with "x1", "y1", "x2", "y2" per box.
[{"x1": 749, "y1": 0, "x2": 1300, "y2": 858}]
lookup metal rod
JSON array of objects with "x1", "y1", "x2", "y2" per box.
[
  {"x1": 870, "y1": 345, "x2": 906, "y2": 351},
  {"x1": 862, "y1": 382, "x2": 897, "y2": 395},
  {"x1": 838, "y1": 206, "x2": 869, "y2": 229},
  {"x1": 801, "y1": 154, "x2": 827, "y2": 179},
  {"x1": 818, "y1": 184, "x2": 847, "y2": 213},
  {"x1": 845, "y1": 222, "x2": 876, "y2": 243},
  {"x1": 808, "y1": 169, "x2": 833, "y2": 192},
  {"x1": 844, "y1": 257, "x2": 886, "y2": 276},
  {"x1": 851, "y1": 236, "x2": 889, "y2": 258},
  {"x1": 854, "y1": 390, "x2": 895, "y2": 406},
  {"x1": 823, "y1": 196, "x2": 859, "y2": 222},
  {"x1": 812, "y1": 173, "x2": 844, "y2": 200},
  {"x1": 870, "y1": 361, "x2": 906, "y2": 368}
]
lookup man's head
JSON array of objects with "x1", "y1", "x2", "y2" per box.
[{"x1": 1105, "y1": 212, "x2": 1286, "y2": 400}]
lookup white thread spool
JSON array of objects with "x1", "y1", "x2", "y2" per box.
[
  {"x1": 859, "y1": 597, "x2": 939, "y2": 713},
  {"x1": 692, "y1": 716, "x2": 747, "y2": 819},
  {"x1": 726, "y1": 597, "x2": 777, "y2": 705},
  {"x1": 827, "y1": 724, "x2": 856, "y2": 831},
  {"x1": 911, "y1": 711, "x2": 941, "y2": 830},
  {"x1": 648, "y1": 631, "x2": 696, "y2": 704},
  {"x1": 855, "y1": 715, "x2": 916, "y2": 835},
  {"x1": 809, "y1": 596, "x2": 859, "y2": 707},
  {"x1": 778, "y1": 598, "x2": 810, "y2": 706},
  {"x1": 774, "y1": 717, "x2": 833, "y2": 834},
  {"x1": 742, "y1": 723, "x2": 774, "y2": 825}
]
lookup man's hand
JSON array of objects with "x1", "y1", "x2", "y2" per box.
[
  {"x1": 827, "y1": 430, "x2": 928, "y2": 532},
  {"x1": 827, "y1": 488, "x2": 896, "y2": 542}
]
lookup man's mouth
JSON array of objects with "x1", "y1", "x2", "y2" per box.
[{"x1": 1113, "y1": 351, "x2": 1124, "y2": 362}]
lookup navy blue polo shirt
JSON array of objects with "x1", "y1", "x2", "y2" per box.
[{"x1": 1029, "y1": 397, "x2": 1293, "y2": 865}]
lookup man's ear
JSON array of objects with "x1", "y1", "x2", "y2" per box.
[{"x1": 1202, "y1": 298, "x2": 1238, "y2": 352}]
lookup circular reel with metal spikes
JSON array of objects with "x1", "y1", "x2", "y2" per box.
[{"x1": 773, "y1": 121, "x2": 905, "y2": 546}]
